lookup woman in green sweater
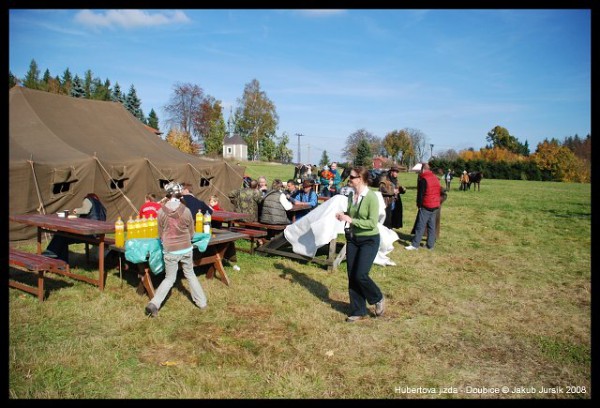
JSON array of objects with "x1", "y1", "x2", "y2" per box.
[{"x1": 335, "y1": 166, "x2": 385, "y2": 322}]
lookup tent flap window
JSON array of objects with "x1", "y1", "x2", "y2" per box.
[
  {"x1": 199, "y1": 177, "x2": 212, "y2": 188},
  {"x1": 52, "y1": 167, "x2": 78, "y2": 195}
]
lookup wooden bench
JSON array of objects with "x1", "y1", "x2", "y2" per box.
[
  {"x1": 85, "y1": 237, "x2": 115, "y2": 261},
  {"x1": 228, "y1": 227, "x2": 267, "y2": 255},
  {"x1": 232, "y1": 221, "x2": 287, "y2": 244},
  {"x1": 9, "y1": 248, "x2": 69, "y2": 301}
]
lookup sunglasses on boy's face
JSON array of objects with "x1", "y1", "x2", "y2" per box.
[{"x1": 349, "y1": 175, "x2": 360, "y2": 179}]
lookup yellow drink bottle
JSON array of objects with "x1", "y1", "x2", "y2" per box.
[
  {"x1": 115, "y1": 216, "x2": 125, "y2": 247},
  {"x1": 195, "y1": 211, "x2": 203, "y2": 233},
  {"x1": 140, "y1": 215, "x2": 148, "y2": 238},
  {"x1": 148, "y1": 215, "x2": 157, "y2": 238},
  {"x1": 126, "y1": 216, "x2": 135, "y2": 241}
]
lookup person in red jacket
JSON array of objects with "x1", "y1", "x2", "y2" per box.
[
  {"x1": 405, "y1": 162, "x2": 442, "y2": 250},
  {"x1": 139, "y1": 193, "x2": 162, "y2": 220}
]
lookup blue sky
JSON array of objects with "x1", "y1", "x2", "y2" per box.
[{"x1": 9, "y1": 9, "x2": 591, "y2": 163}]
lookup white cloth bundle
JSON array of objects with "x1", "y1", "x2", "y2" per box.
[{"x1": 283, "y1": 192, "x2": 398, "y2": 266}]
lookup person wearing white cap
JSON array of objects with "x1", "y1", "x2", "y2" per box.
[{"x1": 145, "y1": 181, "x2": 207, "y2": 317}]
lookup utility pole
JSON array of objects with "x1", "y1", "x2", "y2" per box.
[
  {"x1": 295, "y1": 133, "x2": 303, "y2": 164},
  {"x1": 307, "y1": 144, "x2": 311, "y2": 165},
  {"x1": 430, "y1": 144, "x2": 434, "y2": 159}
]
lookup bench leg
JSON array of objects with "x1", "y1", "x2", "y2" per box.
[
  {"x1": 139, "y1": 265, "x2": 155, "y2": 299},
  {"x1": 37, "y1": 270, "x2": 45, "y2": 301}
]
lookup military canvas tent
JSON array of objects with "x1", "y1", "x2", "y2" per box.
[{"x1": 9, "y1": 86, "x2": 245, "y2": 241}]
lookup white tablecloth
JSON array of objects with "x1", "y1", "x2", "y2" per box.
[{"x1": 284, "y1": 192, "x2": 398, "y2": 266}]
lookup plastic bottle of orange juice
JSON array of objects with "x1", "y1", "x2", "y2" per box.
[
  {"x1": 115, "y1": 216, "x2": 125, "y2": 247},
  {"x1": 126, "y1": 216, "x2": 135, "y2": 240}
]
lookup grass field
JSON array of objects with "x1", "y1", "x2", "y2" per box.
[{"x1": 8, "y1": 162, "x2": 591, "y2": 399}]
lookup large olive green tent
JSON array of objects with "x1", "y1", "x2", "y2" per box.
[{"x1": 9, "y1": 86, "x2": 245, "y2": 241}]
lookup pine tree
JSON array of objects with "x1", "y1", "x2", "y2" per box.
[
  {"x1": 320, "y1": 150, "x2": 330, "y2": 167},
  {"x1": 84, "y1": 69, "x2": 93, "y2": 99},
  {"x1": 112, "y1": 82, "x2": 124, "y2": 103},
  {"x1": 70, "y1": 75, "x2": 85, "y2": 98},
  {"x1": 23, "y1": 59, "x2": 40, "y2": 89},
  {"x1": 42, "y1": 69, "x2": 51, "y2": 90},
  {"x1": 102, "y1": 78, "x2": 112, "y2": 101},
  {"x1": 355, "y1": 138, "x2": 372, "y2": 167},
  {"x1": 147, "y1": 109, "x2": 160, "y2": 131},
  {"x1": 9, "y1": 70, "x2": 18, "y2": 88},
  {"x1": 125, "y1": 84, "x2": 145, "y2": 122},
  {"x1": 61, "y1": 68, "x2": 72, "y2": 95}
]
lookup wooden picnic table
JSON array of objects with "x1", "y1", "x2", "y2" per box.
[
  {"x1": 110, "y1": 229, "x2": 248, "y2": 299},
  {"x1": 210, "y1": 210, "x2": 252, "y2": 227},
  {"x1": 9, "y1": 213, "x2": 115, "y2": 290},
  {"x1": 287, "y1": 202, "x2": 312, "y2": 222}
]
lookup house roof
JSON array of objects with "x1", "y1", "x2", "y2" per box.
[{"x1": 223, "y1": 133, "x2": 247, "y2": 146}]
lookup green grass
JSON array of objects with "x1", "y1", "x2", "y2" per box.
[{"x1": 9, "y1": 162, "x2": 591, "y2": 399}]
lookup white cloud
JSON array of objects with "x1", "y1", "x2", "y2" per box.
[
  {"x1": 74, "y1": 9, "x2": 190, "y2": 29},
  {"x1": 295, "y1": 10, "x2": 346, "y2": 17}
]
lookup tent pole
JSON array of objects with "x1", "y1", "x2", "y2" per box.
[
  {"x1": 93, "y1": 157, "x2": 138, "y2": 215},
  {"x1": 187, "y1": 162, "x2": 229, "y2": 202},
  {"x1": 28, "y1": 159, "x2": 52, "y2": 243}
]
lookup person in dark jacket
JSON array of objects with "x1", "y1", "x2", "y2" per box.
[
  {"x1": 42, "y1": 193, "x2": 107, "y2": 262},
  {"x1": 405, "y1": 163, "x2": 442, "y2": 250},
  {"x1": 259, "y1": 179, "x2": 293, "y2": 237},
  {"x1": 181, "y1": 182, "x2": 212, "y2": 218},
  {"x1": 379, "y1": 166, "x2": 406, "y2": 230}
]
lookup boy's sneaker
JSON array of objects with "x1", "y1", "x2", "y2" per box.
[
  {"x1": 404, "y1": 245, "x2": 418, "y2": 251},
  {"x1": 345, "y1": 315, "x2": 367, "y2": 323},
  {"x1": 375, "y1": 297, "x2": 385, "y2": 317},
  {"x1": 145, "y1": 303, "x2": 158, "y2": 318}
]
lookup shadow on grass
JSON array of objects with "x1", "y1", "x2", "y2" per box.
[
  {"x1": 273, "y1": 262, "x2": 348, "y2": 315},
  {"x1": 9, "y1": 266, "x2": 74, "y2": 301}
]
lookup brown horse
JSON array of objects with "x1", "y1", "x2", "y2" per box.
[{"x1": 467, "y1": 172, "x2": 483, "y2": 191}]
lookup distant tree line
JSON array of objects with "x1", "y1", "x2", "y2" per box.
[
  {"x1": 430, "y1": 128, "x2": 590, "y2": 183},
  {"x1": 10, "y1": 60, "x2": 590, "y2": 182},
  {"x1": 10, "y1": 59, "x2": 159, "y2": 131}
]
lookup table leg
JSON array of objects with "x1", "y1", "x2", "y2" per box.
[
  {"x1": 37, "y1": 227, "x2": 42, "y2": 255},
  {"x1": 201, "y1": 244, "x2": 231, "y2": 286},
  {"x1": 98, "y1": 239, "x2": 105, "y2": 290}
]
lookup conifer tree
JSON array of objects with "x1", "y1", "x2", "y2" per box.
[
  {"x1": 147, "y1": 109, "x2": 160, "y2": 131},
  {"x1": 84, "y1": 69, "x2": 93, "y2": 99},
  {"x1": 112, "y1": 82, "x2": 124, "y2": 103},
  {"x1": 61, "y1": 68, "x2": 72, "y2": 95},
  {"x1": 9, "y1": 70, "x2": 18, "y2": 88},
  {"x1": 320, "y1": 150, "x2": 330, "y2": 167},
  {"x1": 125, "y1": 84, "x2": 145, "y2": 122},
  {"x1": 23, "y1": 59, "x2": 40, "y2": 89},
  {"x1": 70, "y1": 75, "x2": 85, "y2": 98}
]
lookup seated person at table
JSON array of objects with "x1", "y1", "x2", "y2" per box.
[
  {"x1": 289, "y1": 179, "x2": 318, "y2": 221},
  {"x1": 208, "y1": 194, "x2": 224, "y2": 228},
  {"x1": 228, "y1": 180, "x2": 262, "y2": 222},
  {"x1": 285, "y1": 179, "x2": 300, "y2": 202},
  {"x1": 257, "y1": 176, "x2": 269, "y2": 198},
  {"x1": 319, "y1": 165, "x2": 335, "y2": 197},
  {"x1": 145, "y1": 182, "x2": 207, "y2": 318},
  {"x1": 42, "y1": 193, "x2": 107, "y2": 262},
  {"x1": 208, "y1": 195, "x2": 223, "y2": 211},
  {"x1": 139, "y1": 193, "x2": 161, "y2": 220},
  {"x1": 181, "y1": 182, "x2": 212, "y2": 218},
  {"x1": 260, "y1": 179, "x2": 293, "y2": 232}
]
